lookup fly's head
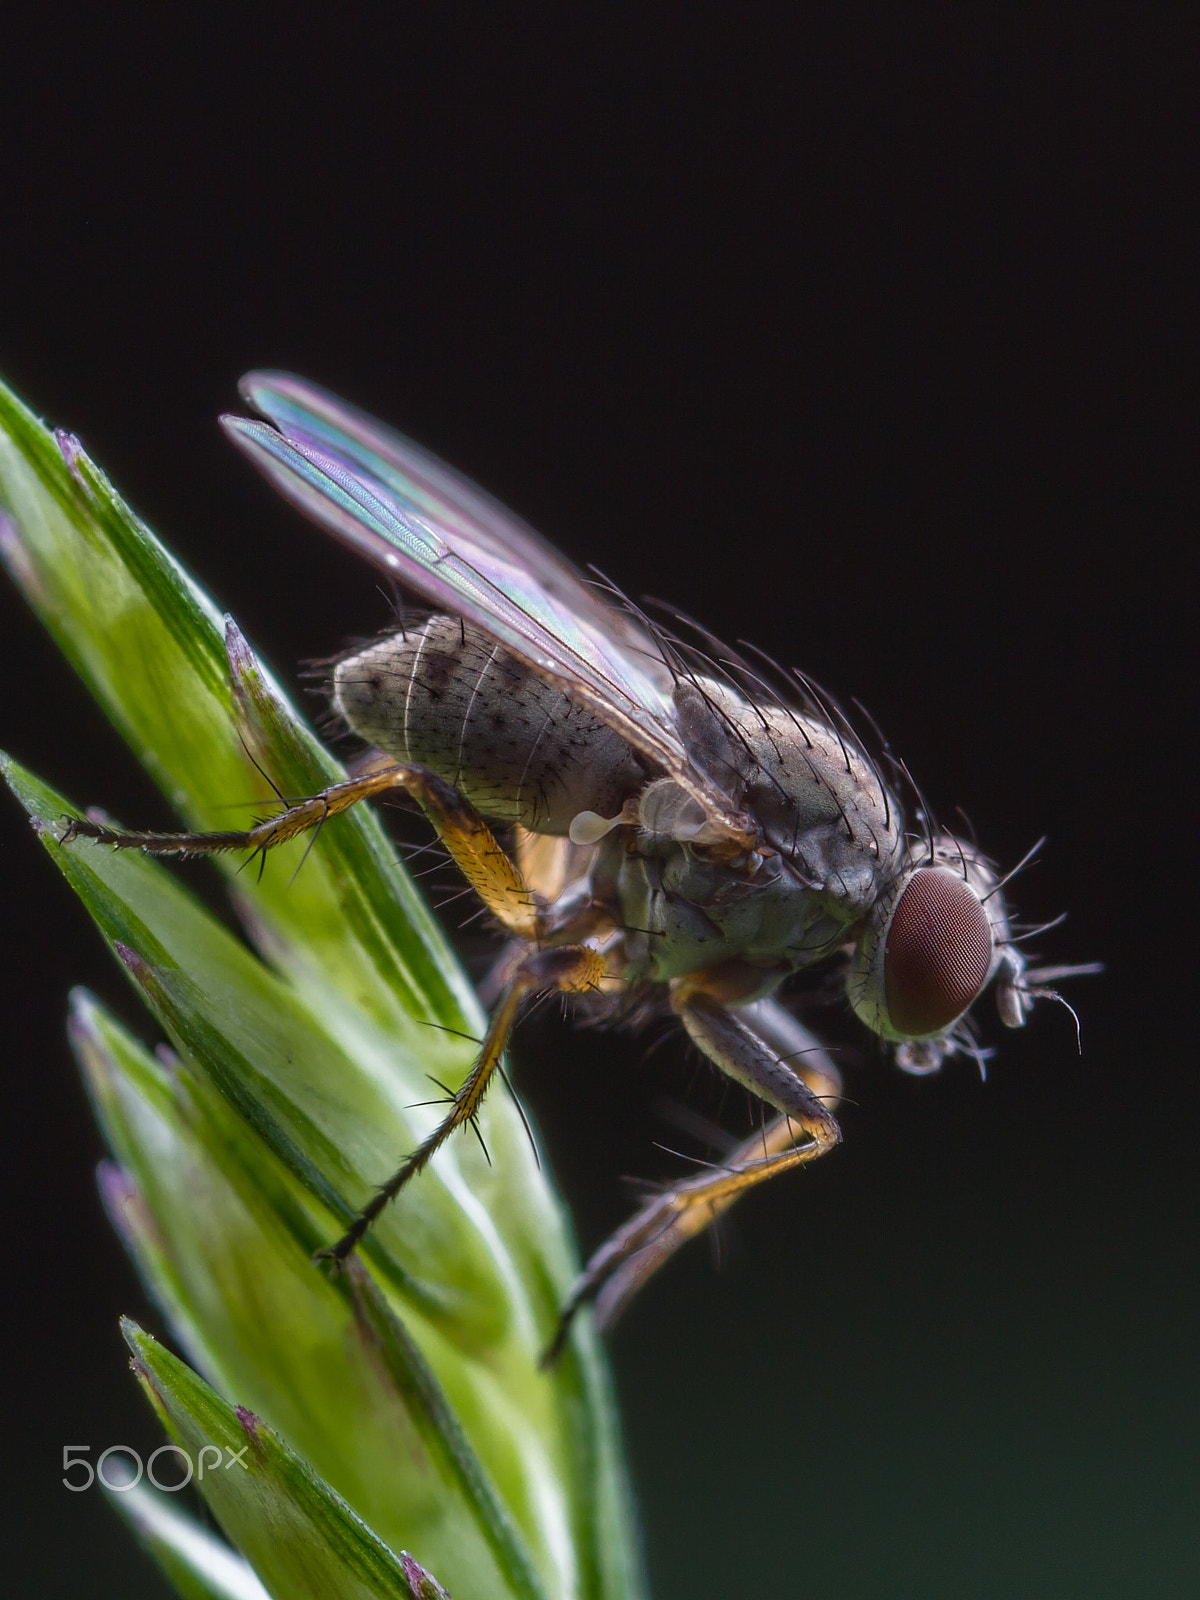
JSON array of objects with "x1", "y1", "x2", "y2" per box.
[{"x1": 847, "y1": 835, "x2": 1033, "y2": 1074}]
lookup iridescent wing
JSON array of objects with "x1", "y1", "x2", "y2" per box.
[
  {"x1": 222, "y1": 373, "x2": 749, "y2": 841},
  {"x1": 236, "y1": 372, "x2": 658, "y2": 660}
]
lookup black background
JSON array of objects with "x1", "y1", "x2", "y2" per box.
[{"x1": 1, "y1": 9, "x2": 1195, "y2": 1598}]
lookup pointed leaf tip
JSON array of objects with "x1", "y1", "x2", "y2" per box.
[
  {"x1": 400, "y1": 1552, "x2": 455, "y2": 1600},
  {"x1": 224, "y1": 614, "x2": 253, "y2": 667},
  {"x1": 120, "y1": 1320, "x2": 433, "y2": 1600},
  {"x1": 96, "y1": 1158, "x2": 136, "y2": 1212},
  {"x1": 54, "y1": 427, "x2": 89, "y2": 490}
]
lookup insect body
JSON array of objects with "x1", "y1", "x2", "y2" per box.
[{"x1": 67, "y1": 373, "x2": 1075, "y2": 1357}]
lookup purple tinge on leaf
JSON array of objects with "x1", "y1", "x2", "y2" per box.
[
  {"x1": 0, "y1": 507, "x2": 47, "y2": 604},
  {"x1": 54, "y1": 428, "x2": 89, "y2": 490},
  {"x1": 400, "y1": 1551, "x2": 454, "y2": 1600},
  {"x1": 235, "y1": 1405, "x2": 265, "y2": 1449},
  {"x1": 95, "y1": 1158, "x2": 166, "y2": 1257}
]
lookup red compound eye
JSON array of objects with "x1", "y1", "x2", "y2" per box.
[{"x1": 883, "y1": 868, "x2": 994, "y2": 1036}]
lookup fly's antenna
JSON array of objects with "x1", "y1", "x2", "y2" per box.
[
  {"x1": 1014, "y1": 982, "x2": 1088, "y2": 1052},
  {"x1": 1055, "y1": 991, "x2": 1085, "y2": 1053},
  {"x1": 981, "y1": 836, "x2": 1046, "y2": 903}
]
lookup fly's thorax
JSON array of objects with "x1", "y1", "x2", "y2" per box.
[
  {"x1": 670, "y1": 678, "x2": 903, "y2": 912},
  {"x1": 847, "y1": 836, "x2": 1026, "y2": 1069},
  {"x1": 332, "y1": 616, "x2": 646, "y2": 834},
  {"x1": 603, "y1": 677, "x2": 905, "y2": 984}
]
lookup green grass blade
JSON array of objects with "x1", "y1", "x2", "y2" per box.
[
  {"x1": 71, "y1": 989, "x2": 547, "y2": 1598},
  {"x1": 0, "y1": 371, "x2": 645, "y2": 1600},
  {"x1": 123, "y1": 1319, "x2": 452, "y2": 1600}
]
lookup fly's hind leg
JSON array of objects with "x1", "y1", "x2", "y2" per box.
[
  {"x1": 63, "y1": 760, "x2": 546, "y2": 938},
  {"x1": 543, "y1": 991, "x2": 842, "y2": 1365}
]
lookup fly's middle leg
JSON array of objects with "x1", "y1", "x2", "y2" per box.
[
  {"x1": 543, "y1": 991, "x2": 842, "y2": 1365},
  {"x1": 64, "y1": 757, "x2": 609, "y2": 1264},
  {"x1": 318, "y1": 942, "x2": 605, "y2": 1267}
]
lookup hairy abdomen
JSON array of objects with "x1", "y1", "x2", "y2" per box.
[{"x1": 333, "y1": 616, "x2": 645, "y2": 834}]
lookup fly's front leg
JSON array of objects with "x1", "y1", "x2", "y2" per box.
[
  {"x1": 543, "y1": 992, "x2": 842, "y2": 1365},
  {"x1": 318, "y1": 942, "x2": 604, "y2": 1266}
]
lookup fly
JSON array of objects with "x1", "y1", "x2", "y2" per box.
[{"x1": 63, "y1": 373, "x2": 1094, "y2": 1361}]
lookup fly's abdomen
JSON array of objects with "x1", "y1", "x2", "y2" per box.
[{"x1": 333, "y1": 616, "x2": 646, "y2": 834}]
